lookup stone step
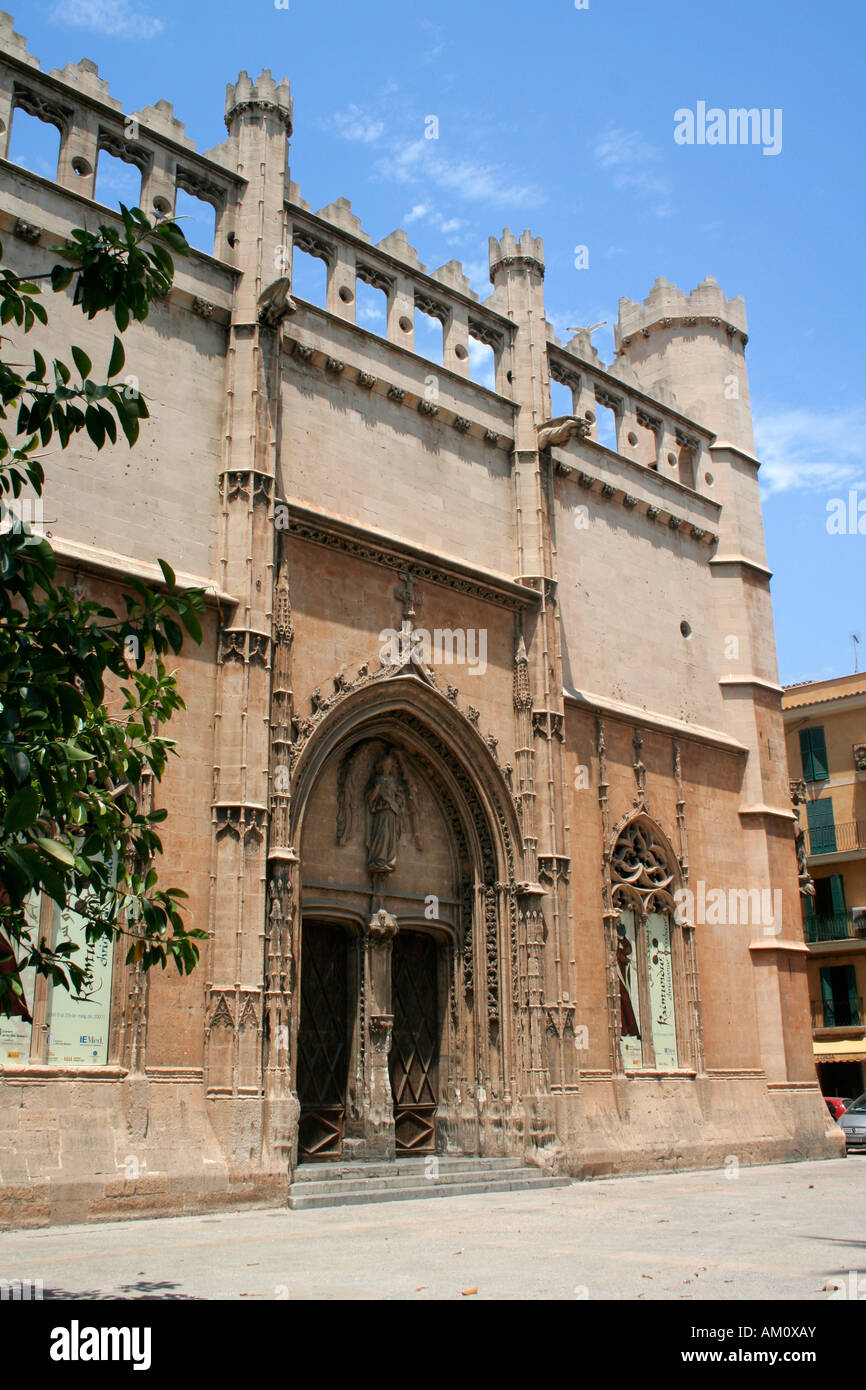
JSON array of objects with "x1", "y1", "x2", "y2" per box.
[
  {"x1": 292, "y1": 1154, "x2": 526, "y2": 1183},
  {"x1": 287, "y1": 1172, "x2": 571, "y2": 1211},
  {"x1": 291, "y1": 1164, "x2": 549, "y2": 1197}
]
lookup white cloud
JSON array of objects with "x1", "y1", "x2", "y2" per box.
[
  {"x1": 380, "y1": 137, "x2": 544, "y2": 208},
  {"x1": 755, "y1": 405, "x2": 866, "y2": 495},
  {"x1": 419, "y1": 19, "x2": 446, "y2": 64},
  {"x1": 403, "y1": 203, "x2": 429, "y2": 224},
  {"x1": 593, "y1": 128, "x2": 673, "y2": 216},
  {"x1": 326, "y1": 100, "x2": 544, "y2": 211},
  {"x1": 51, "y1": 0, "x2": 164, "y2": 39},
  {"x1": 332, "y1": 106, "x2": 385, "y2": 144}
]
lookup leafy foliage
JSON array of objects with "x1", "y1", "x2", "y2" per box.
[{"x1": 0, "y1": 206, "x2": 208, "y2": 1017}]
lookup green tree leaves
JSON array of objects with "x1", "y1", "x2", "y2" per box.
[{"x1": 0, "y1": 208, "x2": 208, "y2": 1016}]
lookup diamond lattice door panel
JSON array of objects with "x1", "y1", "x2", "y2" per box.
[
  {"x1": 390, "y1": 930, "x2": 439, "y2": 1153},
  {"x1": 296, "y1": 921, "x2": 349, "y2": 1161}
]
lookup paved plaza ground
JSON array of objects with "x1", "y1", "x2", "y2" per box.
[{"x1": 3, "y1": 1155, "x2": 863, "y2": 1301}]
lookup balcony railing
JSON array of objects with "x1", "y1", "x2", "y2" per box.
[
  {"x1": 806, "y1": 818, "x2": 866, "y2": 856},
  {"x1": 811, "y1": 996, "x2": 864, "y2": 1029},
  {"x1": 804, "y1": 912, "x2": 866, "y2": 943}
]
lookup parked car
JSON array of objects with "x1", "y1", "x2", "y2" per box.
[
  {"x1": 825, "y1": 1097, "x2": 852, "y2": 1121},
  {"x1": 839, "y1": 1094, "x2": 866, "y2": 1152}
]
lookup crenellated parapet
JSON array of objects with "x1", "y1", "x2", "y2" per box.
[
  {"x1": 615, "y1": 275, "x2": 748, "y2": 352},
  {"x1": 488, "y1": 227, "x2": 545, "y2": 281},
  {"x1": 225, "y1": 68, "x2": 293, "y2": 134},
  {"x1": 614, "y1": 275, "x2": 755, "y2": 457},
  {"x1": 0, "y1": 17, "x2": 244, "y2": 251},
  {"x1": 284, "y1": 194, "x2": 512, "y2": 384}
]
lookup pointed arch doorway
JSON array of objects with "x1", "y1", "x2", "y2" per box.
[{"x1": 287, "y1": 678, "x2": 526, "y2": 1166}]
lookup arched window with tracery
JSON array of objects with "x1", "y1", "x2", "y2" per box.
[{"x1": 608, "y1": 816, "x2": 701, "y2": 1072}]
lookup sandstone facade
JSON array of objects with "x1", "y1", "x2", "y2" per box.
[{"x1": 0, "y1": 13, "x2": 841, "y2": 1227}]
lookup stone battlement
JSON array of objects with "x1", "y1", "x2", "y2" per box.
[
  {"x1": 489, "y1": 228, "x2": 545, "y2": 279},
  {"x1": 615, "y1": 275, "x2": 748, "y2": 352},
  {"x1": 225, "y1": 68, "x2": 292, "y2": 133}
]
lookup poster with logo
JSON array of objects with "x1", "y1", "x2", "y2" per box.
[
  {"x1": 0, "y1": 894, "x2": 39, "y2": 1064},
  {"x1": 646, "y1": 910, "x2": 679, "y2": 1069},
  {"x1": 46, "y1": 900, "x2": 115, "y2": 1067},
  {"x1": 616, "y1": 908, "x2": 642, "y2": 1068}
]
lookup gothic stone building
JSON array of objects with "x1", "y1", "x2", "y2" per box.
[{"x1": 0, "y1": 16, "x2": 840, "y2": 1225}]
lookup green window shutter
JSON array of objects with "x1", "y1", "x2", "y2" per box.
[
  {"x1": 800, "y1": 726, "x2": 829, "y2": 782},
  {"x1": 820, "y1": 968, "x2": 835, "y2": 1027},
  {"x1": 844, "y1": 964, "x2": 859, "y2": 1025},
  {"x1": 807, "y1": 798, "x2": 837, "y2": 854},
  {"x1": 829, "y1": 873, "x2": 847, "y2": 916},
  {"x1": 810, "y1": 727, "x2": 829, "y2": 780},
  {"x1": 799, "y1": 729, "x2": 814, "y2": 782}
]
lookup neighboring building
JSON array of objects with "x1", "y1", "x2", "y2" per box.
[
  {"x1": 783, "y1": 672, "x2": 866, "y2": 1102},
  {"x1": 0, "y1": 14, "x2": 839, "y2": 1227}
]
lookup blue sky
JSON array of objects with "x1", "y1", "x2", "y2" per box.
[{"x1": 9, "y1": 0, "x2": 865, "y2": 685}]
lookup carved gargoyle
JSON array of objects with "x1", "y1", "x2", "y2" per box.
[
  {"x1": 537, "y1": 416, "x2": 592, "y2": 451},
  {"x1": 257, "y1": 276, "x2": 296, "y2": 326}
]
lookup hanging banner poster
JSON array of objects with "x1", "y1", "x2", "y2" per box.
[
  {"x1": 46, "y1": 900, "x2": 115, "y2": 1066},
  {"x1": 647, "y1": 910, "x2": 679, "y2": 1069},
  {"x1": 0, "y1": 893, "x2": 39, "y2": 1064},
  {"x1": 616, "y1": 908, "x2": 642, "y2": 1069}
]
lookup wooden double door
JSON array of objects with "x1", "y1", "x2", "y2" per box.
[{"x1": 296, "y1": 921, "x2": 440, "y2": 1161}]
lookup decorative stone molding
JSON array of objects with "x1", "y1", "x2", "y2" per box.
[
  {"x1": 213, "y1": 802, "x2": 268, "y2": 846},
  {"x1": 12, "y1": 218, "x2": 41, "y2": 243},
  {"x1": 417, "y1": 399, "x2": 439, "y2": 417},
  {"x1": 452, "y1": 415, "x2": 471, "y2": 433},
  {"x1": 191, "y1": 296, "x2": 216, "y2": 319},
  {"x1": 544, "y1": 1003, "x2": 576, "y2": 1039},
  {"x1": 357, "y1": 370, "x2": 377, "y2": 389},
  {"x1": 218, "y1": 627, "x2": 270, "y2": 667},
  {"x1": 282, "y1": 505, "x2": 537, "y2": 612},
  {"x1": 538, "y1": 855, "x2": 571, "y2": 885},
  {"x1": 367, "y1": 909, "x2": 398, "y2": 941},
  {"x1": 532, "y1": 710, "x2": 565, "y2": 743},
  {"x1": 221, "y1": 469, "x2": 274, "y2": 509},
  {"x1": 387, "y1": 385, "x2": 406, "y2": 403}
]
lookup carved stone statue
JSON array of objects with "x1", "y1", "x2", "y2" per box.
[{"x1": 365, "y1": 754, "x2": 406, "y2": 874}]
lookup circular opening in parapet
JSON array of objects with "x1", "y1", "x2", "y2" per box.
[
  {"x1": 338, "y1": 286, "x2": 354, "y2": 304},
  {"x1": 226, "y1": 231, "x2": 238, "y2": 248},
  {"x1": 584, "y1": 409, "x2": 595, "y2": 423},
  {"x1": 627, "y1": 431, "x2": 638, "y2": 447},
  {"x1": 71, "y1": 156, "x2": 92, "y2": 177},
  {"x1": 152, "y1": 196, "x2": 172, "y2": 216},
  {"x1": 399, "y1": 315, "x2": 413, "y2": 333},
  {"x1": 455, "y1": 344, "x2": 469, "y2": 361},
  {"x1": 667, "y1": 452, "x2": 677, "y2": 467},
  {"x1": 704, "y1": 472, "x2": 714, "y2": 486},
  {"x1": 680, "y1": 620, "x2": 692, "y2": 639}
]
